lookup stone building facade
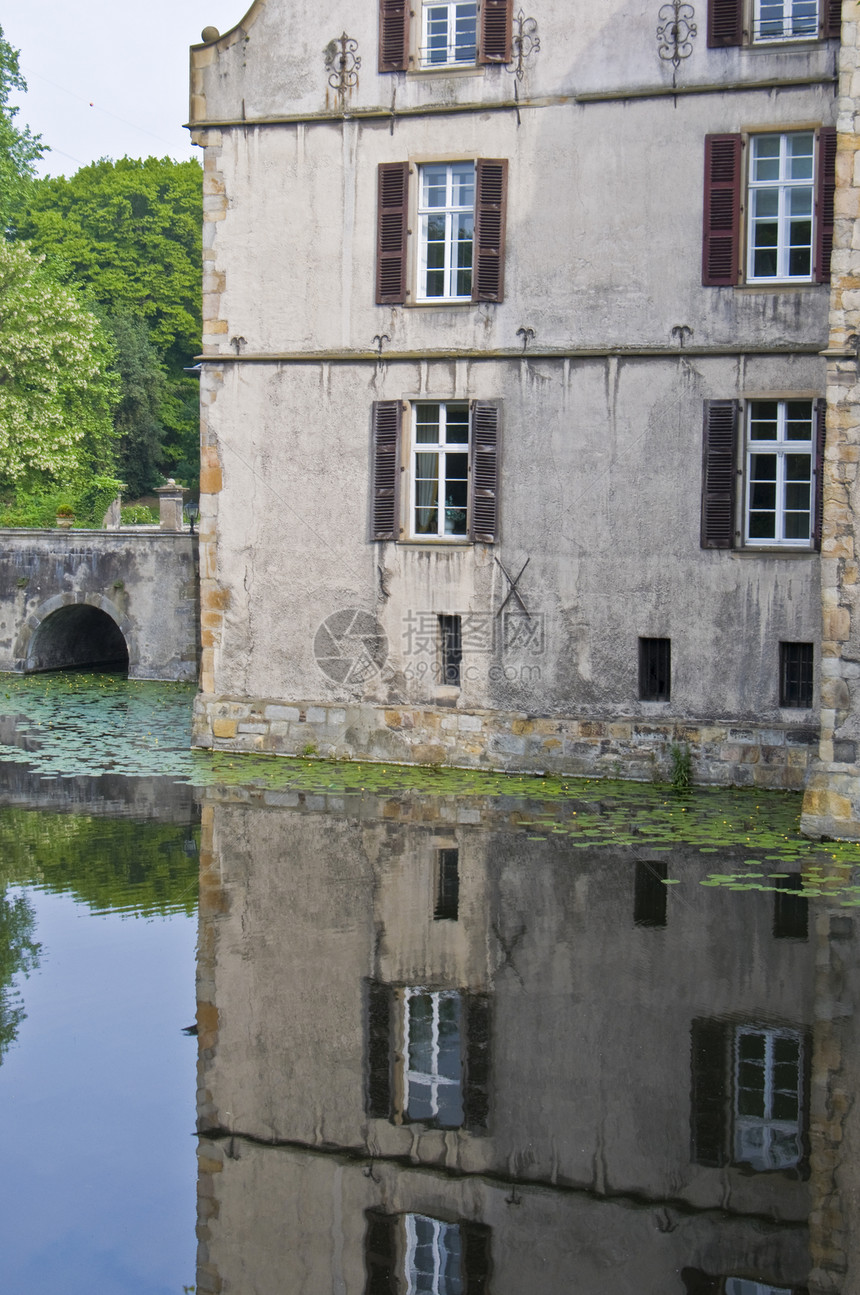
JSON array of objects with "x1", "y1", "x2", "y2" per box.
[{"x1": 188, "y1": 1, "x2": 858, "y2": 831}]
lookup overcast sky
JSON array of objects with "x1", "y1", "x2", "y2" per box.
[{"x1": 3, "y1": 1, "x2": 251, "y2": 177}]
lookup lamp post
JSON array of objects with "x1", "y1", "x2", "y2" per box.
[{"x1": 184, "y1": 500, "x2": 200, "y2": 535}]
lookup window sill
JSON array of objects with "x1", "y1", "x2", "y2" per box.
[
  {"x1": 734, "y1": 280, "x2": 818, "y2": 292},
  {"x1": 406, "y1": 298, "x2": 474, "y2": 308},
  {"x1": 398, "y1": 538, "x2": 473, "y2": 549},
  {"x1": 408, "y1": 64, "x2": 485, "y2": 78},
  {"x1": 733, "y1": 545, "x2": 817, "y2": 556}
]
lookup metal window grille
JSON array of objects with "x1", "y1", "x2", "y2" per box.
[
  {"x1": 435, "y1": 848, "x2": 460, "y2": 921},
  {"x1": 639, "y1": 637, "x2": 671, "y2": 701},
  {"x1": 779, "y1": 642, "x2": 813, "y2": 707},
  {"x1": 634, "y1": 860, "x2": 668, "y2": 927},
  {"x1": 440, "y1": 615, "x2": 462, "y2": 687}
]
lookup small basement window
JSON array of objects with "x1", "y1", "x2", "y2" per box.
[
  {"x1": 639, "y1": 637, "x2": 671, "y2": 702},
  {"x1": 779, "y1": 642, "x2": 813, "y2": 708},
  {"x1": 440, "y1": 615, "x2": 462, "y2": 687}
]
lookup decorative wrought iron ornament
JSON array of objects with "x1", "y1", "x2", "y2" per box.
[
  {"x1": 657, "y1": 2, "x2": 697, "y2": 72},
  {"x1": 325, "y1": 32, "x2": 361, "y2": 97},
  {"x1": 507, "y1": 9, "x2": 540, "y2": 81}
]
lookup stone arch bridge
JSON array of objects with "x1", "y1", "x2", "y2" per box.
[{"x1": 0, "y1": 529, "x2": 199, "y2": 680}]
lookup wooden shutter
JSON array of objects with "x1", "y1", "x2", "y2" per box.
[
  {"x1": 364, "y1": 1209, "x2": 398, "y2": 1294},
  {"x1": 707, "y1": 0, "x2": 743, "y2": 46},
  {"x1": 463, "y1": 992, "x2": 491, "y2": 1132},
  {"x1": 378, "y1": 0, "x2": 409, "y2": 72},
  {"x1": 814, "y1": 397, "x2": 827, "y2": 551},
  {"x1": 469, "y1": 403, "x2": 500, "y2": 544},
  {"x1": 823, "y1": 0, "x2": 843, "y2": 38},
  {"x1": 365, "y1": 980, "x2": 394, "y2": 1117},
  {"x1": 376, "y1": 162, "x2": 409, "y2": 305},
  {"x1": 815, "y1": 127, "x2": 837, "y2": 284},
  {"x1": 472, "y1": 159, "x2": 508, "y2": 303},
  {"x1": 371, "y1": 402, "x2": 402, "y2": 541},
  {"x1": 690, "y1": 1018, "x2": 728, "y2": 1167},
  {"x1": 461, "y1": 1222, "x2": 492, "y2": 1295},
  {"x1": 702, "y1": 134, "x2": 742, "y2": 286},
  {"x1": 701, "y1": 400, "x2": 738, "y2": 549},
  {"x1": 478, "y1": 0, "x2": 512, "y2": 63}
]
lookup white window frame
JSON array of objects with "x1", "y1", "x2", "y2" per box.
[
  {"x1": 402, "y1": 987, "x2": 463, "y2": 1124},
  {"x1": 409, "y1": 401, "x2": 470, "y2": 540},
  {"x1": 417, "y1": 162, "x2": 475, "y2": 303},
  {"x1": 753, "y1": 0, "x2": 819, "y2": 43},
  {"x1": 744, "y1": 399, "x2": 815, "y2": 547},
  {"x1": 733, "y1": 1025, "x2": 804, "y2": 1171},
  {"x1": 404, "y1": 1214, "x2": 464, "y2": 1295},
  {"x1": 746, "y1": 132, "x2": 815, "y2": 283},
  {"x1": 421, "y1": 1, "x2": 478, "y2": 67}
]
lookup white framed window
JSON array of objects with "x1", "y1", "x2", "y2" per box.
[
  {"x1": 418, "y1": 163, "x2": 475, "y2": 301},
  {"x1": 421, "y1": 2, "x2": 478, "y2": 66},
  {"x1": 404, "y1": 1214, "x2": 464, "y2": 1295},
  {"x1": 734, "y1": 1025, "x2": 803, "y2": 1171},
  {"x1": 403, "y1": 987, "x2": 463, "y2": 1126},
  {"x1": 747, "y1": 132, "x2": 815, "y2": 282},
  {"x1": 411, "y1": 402, "x2": 470, "y2": 539},
  {"x1": 753, "y1": 0, "x2": 818, "y2": 41},
  {"x1": 745, "y1": 399, "x2": 814, "y2": 545}
]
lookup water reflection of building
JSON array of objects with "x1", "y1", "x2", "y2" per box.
[{"x1": 194, "y1": 790, "x2": 854, "y2": 1294}]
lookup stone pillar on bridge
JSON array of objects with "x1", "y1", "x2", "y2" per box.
[
  {"x1": 802, "y1": 1, "x2": 860, "y2": 841},
  {"x1": 156, "y1": 479, "x2": 186, "y2": 532}
]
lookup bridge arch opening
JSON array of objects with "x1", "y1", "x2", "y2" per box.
[{"x1": 26, "y1": 605, "x2": 129, "y2": 675}]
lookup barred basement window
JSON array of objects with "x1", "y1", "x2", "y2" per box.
[
  {"x1": 440, "y1": 615, "x2": 462, "y2": 687},
  {"x1": 780, "y1": 642, "x2": 813, "y2": 708},
  {"x1": 435, "y1": 848, "x2": 460, "y2": 921},
  {"x1": 639, "y1": 638, "x2": 671, "y2": 702}
]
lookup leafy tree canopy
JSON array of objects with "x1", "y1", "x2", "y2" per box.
[
  {"x1": 11, "y1": 155, "x2": 202, "y2": 370},
  {"x1": 0, "y1": 239, "x2": 120, "y2": 490},
  {"x1": 0, "y1": 25, "x2": 45, "y2": 232}
]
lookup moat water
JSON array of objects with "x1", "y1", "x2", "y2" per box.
[{"x1": 0, "y1": 673, "x2": 857, "y2": 1294}]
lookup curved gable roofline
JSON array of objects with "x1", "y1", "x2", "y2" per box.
[{"x1": 191, "y1": 0, "x2": 267, "y2": 52}]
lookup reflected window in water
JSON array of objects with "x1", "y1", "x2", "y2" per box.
[
  {"x1": 405, "y1": 1214, "x2": 463, "y2": 1295},
  {"x1": 725, "y1": 1280, "x2": 793, "y2": 1295},
  {"x1": 633, "y1": 860, "x2": 668, "y2": 927},
  {"x1": 405, "y1": 988, "x2": 464, "y2": 1126},
  {"x1": 734, "y1": 1026, "x2": 803, "y2": 1171},
  {"x1": 691, "y1": 1019, "x2": 808, "y2": 1172},
  {"x1": 365, "y1": 1210, "x2": 491, "y2": 1295},
  {"x1": 365, "y1": 982, "x2": 490, "y2": 1131},
  {"x1": 434, "y1": 848, "x2": 460, "y2": 921},
  {"x1": 773, "y1": 874, "x2": 808, "y2": 940}
]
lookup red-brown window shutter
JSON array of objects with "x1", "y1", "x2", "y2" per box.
[
  {"x1": 478, "y1": 0, "x2": 513, "y2": 63},
  {"x1": 376, "y1": 162, "x2": 409, "y2": 305},
  {"x1": 472, "y1": 159, "x2": 508, "y2": 303},
  {"x1": 469, "y1": 402, "x2": 500, "y2": 543},
  {"x1": 701, "y1": 400, "x2": 738, "y2": 549},
  {"x1": 371, "y1": 401, "x2": 402, "y2": 540},
  {"x1": 707, "y1": 0, "x2": 743, "y2": 46},
  {"x1": 702, "y1": 135, "x2": 742, "y2": 287},
  {"x1": 378, "y1": 0, "x2": 409, "y2": 72},
  {"x1": 814, "y1": 398, "x2": 827, "y2": 551},
  {"x1": 823, "y1": 0, "x2": 842, "y2": 38},
  {"x1": 815, "y1": 127, "x2": 837, "y2": 284}
]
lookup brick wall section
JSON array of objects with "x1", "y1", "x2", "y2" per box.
[
  {"x1": 802, "y1": 1, "x2": 860, "y2": 839},
  {"x1": 192, "y1": 694, "x2": 818, "y2": 788}
]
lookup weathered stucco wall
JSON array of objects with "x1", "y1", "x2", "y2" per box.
[
  {"x1": 0, "y1": 530, "x2": 199, "y2": 681},
  {"x1": 189, "y1": 0, "x2": 845, "y2": 792}
]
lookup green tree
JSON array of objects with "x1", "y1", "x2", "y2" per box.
[
  {"x1": 0, "y1": 25, "x2": 45, "y2": 232},
  {"x1": 11, "y1": 156, "x2": 202, "y2": 484},
  {"x1": 0, "y1": 240, "x2": 120, "y2": 490},
  {"x1": 0, "y1": 888, "x2": 40, "y2": 1064},
  {"x1": 104, "y1": 311, "x2": 166, "y2": 497}
]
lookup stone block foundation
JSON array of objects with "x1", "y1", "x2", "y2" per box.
[{"x1": 192, "y1": 695, "x2": 819, "y2": 790}]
